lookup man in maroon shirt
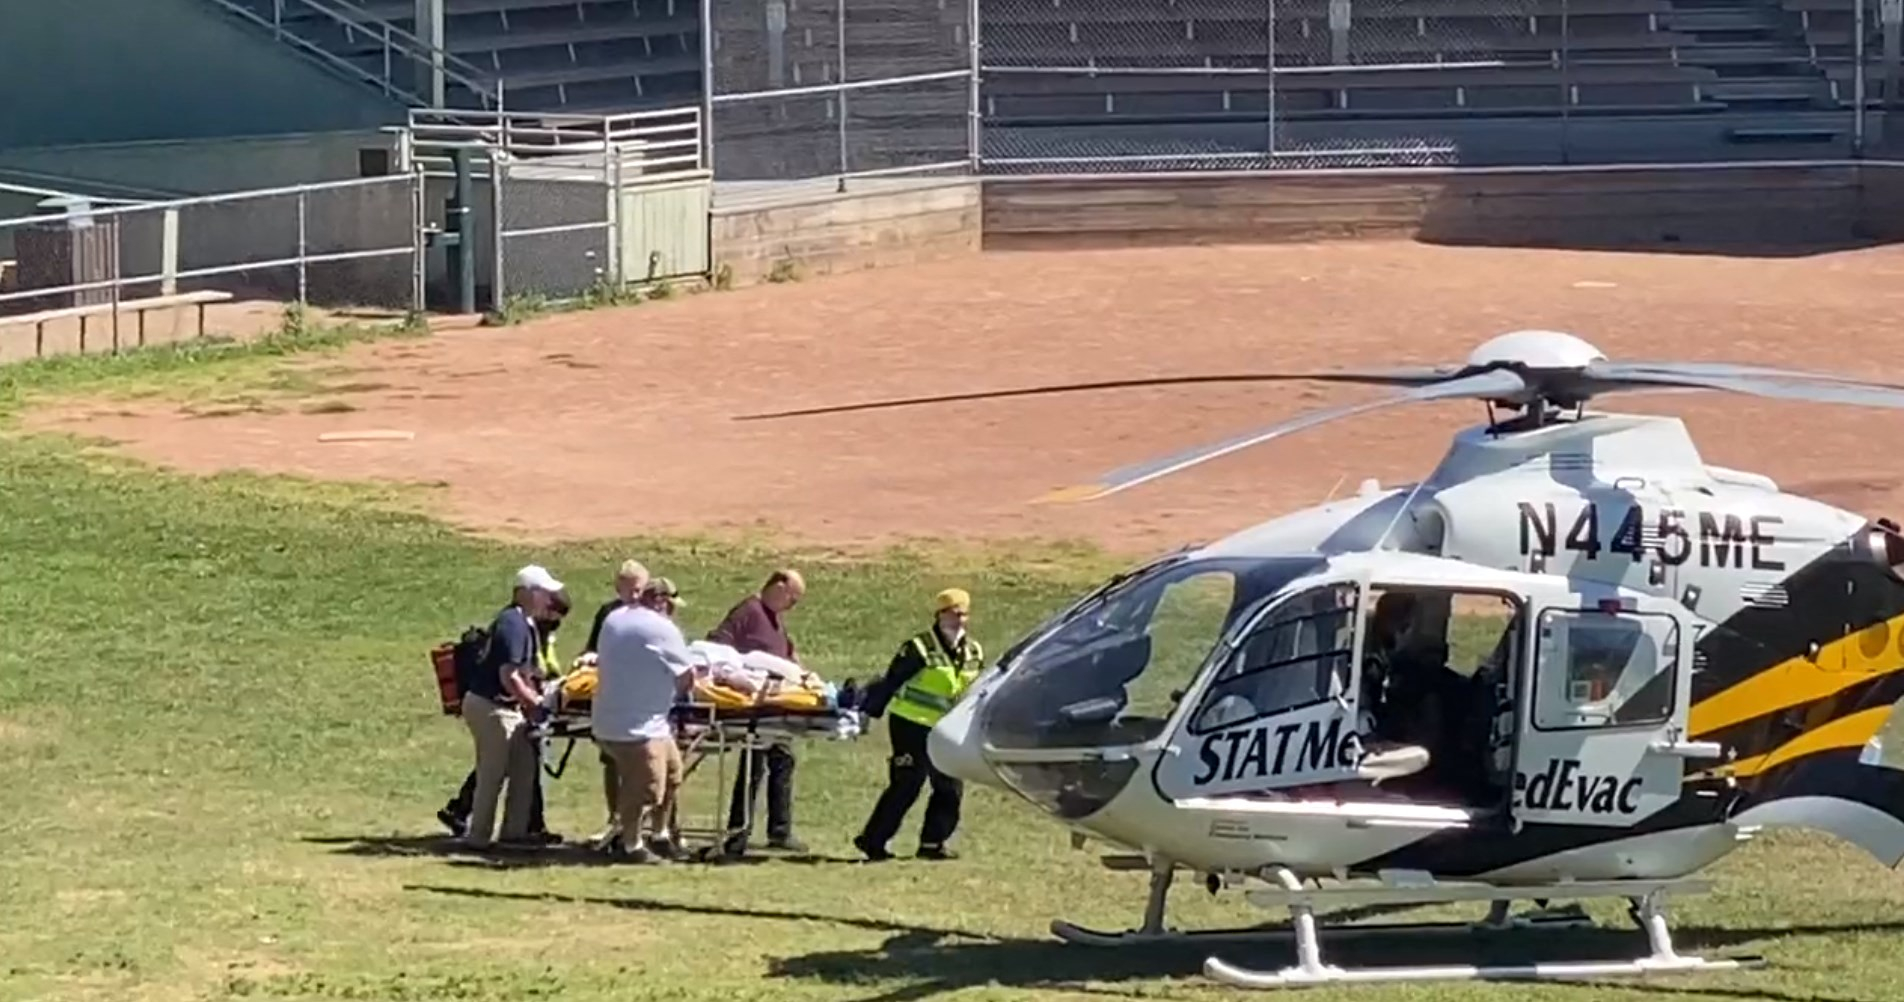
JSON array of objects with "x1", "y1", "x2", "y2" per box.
[{"x1": 709, "y1": 568, "x2": 808, "y2": 856}]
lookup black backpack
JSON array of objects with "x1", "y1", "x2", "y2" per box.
[{"x1": 450, "y1": 623, "x2": 493, "y2": 697}]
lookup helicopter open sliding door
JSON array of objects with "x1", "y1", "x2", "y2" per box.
[{"x1": 1511, "y1": 584, "x2": 1697, "y2": 830}]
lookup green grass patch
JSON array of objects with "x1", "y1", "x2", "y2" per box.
[
  {"x1": 5, "y1": 381, "x2": 1904, "y2": 1000},
  {"x1": 0, "y1": 309, "x2": 426, "y2": 423}
]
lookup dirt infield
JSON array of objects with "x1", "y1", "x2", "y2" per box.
[{"x1": 26, "y1": 239, "x2": 1904, "y2": 555}]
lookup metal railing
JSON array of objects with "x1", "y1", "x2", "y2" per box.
[
  {"x1": 0, "y1": 174, "x2": 424, "y2": 325},
  {"x1": 204, "y1": 0, "x2": 504, "y2": 110},
  {"x1": 402, "y1": 106, "x2": 706, "y2": 180},
  {"x1": 401, "y1": 106, "x2": 710, "y2": 310}
]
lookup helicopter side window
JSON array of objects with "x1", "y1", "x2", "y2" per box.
[
  {"x1": 1189, "y1": 584, "x2": 1359, "y2": 734},
  {"x1": 1533, "y1": 609, "x2": 1678, "y2": 731}
]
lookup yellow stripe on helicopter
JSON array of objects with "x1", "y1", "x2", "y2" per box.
[
  {"x1": 1690, "y1": 613, "x2": 1904, "y2": 740},
  {"x1": 1691, "y1": 705, "x2": 1893, "y2": 781}
]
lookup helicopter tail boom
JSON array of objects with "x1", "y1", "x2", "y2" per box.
[{"x1": 1728, "y1": 748, "x2": 1904, "y2": 868}]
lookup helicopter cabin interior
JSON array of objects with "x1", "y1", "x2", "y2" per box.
[{"x1": 976, "y1": 552, "x2": 1691, "y2": 826}]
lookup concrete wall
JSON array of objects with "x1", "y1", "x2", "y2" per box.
[
  {"x1": 1856, "y1": 163, "x2": 1904, "y2": 243},
  {"x1": 981, "y1": 164, "x2": 1893, "y2": 254},
  {"x1": 709, "y1": 177, "x2": 982, "y2": 287},
  {"x1": 0, "y1": 131, "x2": 401, "y2": 199},
  {"x1": 1, "y1": 0, "x2": 403, "y2": 150}
]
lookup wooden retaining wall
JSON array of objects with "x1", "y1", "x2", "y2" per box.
[
  {"x1": 710, "y1": 178, "x2": 982, "y2": 287},
  {"x1": 982, "y1": 163, "x2": 1904, "y2": 252}
]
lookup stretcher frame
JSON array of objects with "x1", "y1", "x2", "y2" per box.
[{"x1": 539, "y1": 700, "x2": 861, "y2": 857}]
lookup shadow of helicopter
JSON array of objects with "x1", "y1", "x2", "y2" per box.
[
  {"x1": 770, "y1": 919, "x2": 1904, "y2": 1002},
  {"x1": 408, "y1": 882, "x2": 1900, "y2": 1002},
  {"x1": 405, "y1": 883, "x2": 976, "y2": 937}
]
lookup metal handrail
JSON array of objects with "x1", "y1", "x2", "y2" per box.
[{"x1": 203, "y1": 0, "x2": 503, "y2": 109}]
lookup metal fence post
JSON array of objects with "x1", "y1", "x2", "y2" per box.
[
  {"x1": 836, "y1": 0, "x2": 850, "y2": 189},
  {"x1": 161, "y1": 207, "x2": 180, "y2": 296},
  {"x1": 296, "y1": 189, "x2": 310, "y2": 306},
  {"x1": 967, "y1": 0, "x2": 981, "y2": 173},
  {"x1": 1264, "y1": 0, "x2": 1276, "y2": 161},
  {"x1": 700, "y1": 0, "x2": 716, "y2": 175},
  {"x1": 109, "y1": 215, "x2": 122, "y2": 354},
  {"x1": 410, "y1": 166, "x2": 427, "y2": 314},
  {"x1": 490, "y1": 145, "x2": 506, "y2": 312},
  {"x1": 1856, "y1": 0, "x2": 1870, "y2": 156},
  {"x1": 606, "y1": 141, "x2": 623, "y2": 287}
]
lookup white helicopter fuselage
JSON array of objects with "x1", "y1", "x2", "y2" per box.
[{"x1": 931, "y1": 408, "x2": 1904, "y2": 887}]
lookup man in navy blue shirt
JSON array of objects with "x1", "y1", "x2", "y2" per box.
[
  {"x1": 438, "y1": 589, "x2": 571, "y2": 842},
  {"x1": 462, "y1": 564, "x2": 564, "y2": 849}
]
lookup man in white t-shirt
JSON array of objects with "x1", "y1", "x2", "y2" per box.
[{"x1": 592, "y1": 577, "x2": 695, "y2": 863}]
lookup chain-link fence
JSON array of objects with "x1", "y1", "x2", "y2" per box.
[
  {"x1": 0, "y1": 175, "x2": 422, "y2": 362},
  {"x1": 707, "y1": 0, "x2": 979, "y2": 182},
  {"x1": 496, "y1": 159, "x2": 615, "y2": 304},
  {"x1": 976, "y1": 0, "x2": 1904, "y2": 170},
  {"x1": 405, "y1": 107, "x2": 710, "y2": 312}
]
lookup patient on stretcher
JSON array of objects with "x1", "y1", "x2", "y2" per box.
[{"x1": 547, "y1": 640, "x2": 843, "y2": 720}]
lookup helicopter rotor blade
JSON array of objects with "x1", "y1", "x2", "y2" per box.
[
  {"x1": 1583, "y1": 363, "x2": 1904, "y2": 409},
  {"x1": 1601, "y1": 360, "x2": 1904, "y2": 391},
  {"x1": 1038, "y1": 368, "x2": 1531, "y2": 504},
  {"x1": 732, "y1": 367, "x2": 1459, "y2": 421}
]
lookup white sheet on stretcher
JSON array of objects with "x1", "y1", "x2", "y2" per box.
[{"x1": 685, "y1": 641, "x2": 815, "y2": 697}]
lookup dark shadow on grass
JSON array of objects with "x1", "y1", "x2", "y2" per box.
[
  {"x1": 769, "y1": 920, "x2": 1904, "y2": 1002},
  {"x1": 307, "y1": 833, "x2": 865, "y2": 870},
  {"x1": 405, "y1": 880, "x2": 1904, "y2": 1002},
  {"x1": 408, "y1": 884, "x2": 994, "y2": 940}
]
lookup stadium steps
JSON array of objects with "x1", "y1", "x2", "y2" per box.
[
  {"x1": 206, "y1": 0, "x2": 706, "y2": 113},
  {"x1": 1659, "y1": 0, "x2": 1836, "y2": 119}
]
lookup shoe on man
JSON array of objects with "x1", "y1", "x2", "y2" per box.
[
  {"x1": 916, "y1": 844, "x2": 959, "y2": 861},
  {"x1": 767, "y1": 834, "x2": 809, "y2": 854},
  {"x1": 852, "y1": 834, "x2": 894, "y2": 862},
  {"x1": 437, "y1": 809, "x2": 467, "y2": 838}
]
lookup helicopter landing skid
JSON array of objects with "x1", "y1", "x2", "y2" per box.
[
  {"x1": 1201, "y1": 869, "x2": 1765, "y2": 988},
  {"x1": 1048, "y1": 865, "x2": 1594, "y2": 949}
]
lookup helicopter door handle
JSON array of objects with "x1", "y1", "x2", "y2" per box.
[{"x1": 1650, "y1": 738, "x2": 1724, "y2": 760}]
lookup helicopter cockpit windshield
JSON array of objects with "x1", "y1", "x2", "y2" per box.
[{"x1": 976, "y1": 555, "x2": 1330, "y2": 756}]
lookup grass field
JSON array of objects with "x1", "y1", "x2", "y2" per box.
[{"x1": 8, "y1": 327, "x2": 1904, "y2": 1002}]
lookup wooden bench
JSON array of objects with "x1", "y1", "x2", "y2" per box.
[{"x1": 0, "y1": 290, "x2": 235, "y2": 358}]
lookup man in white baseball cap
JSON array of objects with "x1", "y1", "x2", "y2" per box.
[
  {"x1": 516, "y1": 564, "x2": 565, "y2": 596},
  {"x1": 460, "y1": 563, "x2": 566, "y2": 849}
]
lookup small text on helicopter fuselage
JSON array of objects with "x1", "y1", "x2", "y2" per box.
[
  {"x1": 1517, "y1": 501, "x2": 1784, "y2": 571},
  {"x1": 1192, "y1": 714, "x2": 1363, "y2": 786},
  {"x1": 1513, "y1": 756, "x2": 1644, "y2": 815}
]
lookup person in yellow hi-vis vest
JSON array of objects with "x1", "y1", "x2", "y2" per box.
[{"x1": 852, "y1": 588, "x2": 984, "y2": 861}]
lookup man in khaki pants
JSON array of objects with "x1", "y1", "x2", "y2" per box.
[
  {"x1": 592, "y1": 577, "x2": 695, "y2": 863},
  {"x1": 462, "y1": 564, "x2": 565, "y2": 849}
]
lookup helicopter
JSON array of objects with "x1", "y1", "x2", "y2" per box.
[{"x1": 741, "y1": 329, "x2": 1904, "y2": 987}]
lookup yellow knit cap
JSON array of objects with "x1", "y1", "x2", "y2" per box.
[{"x1": 935, "y1": 588, "x2": 971, "y2": 613}]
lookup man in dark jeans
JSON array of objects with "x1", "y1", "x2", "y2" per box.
[
  {"x1": 854, "y1": 588, "x2": 984, "y2": 861},
  {"x1": 708, "y1": 568, "x2": 807, "y2": 856}
]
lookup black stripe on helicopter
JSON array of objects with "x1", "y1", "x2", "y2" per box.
[
  {"x1": 1517, "y1": 500, "x2": 1785, "y2": 571},
  {"x1": 1690, "y1": 548, "x2": 1904, "y2": 705}
]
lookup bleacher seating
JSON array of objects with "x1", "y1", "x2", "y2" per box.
[
  {"x1": 708, "y1": 0, "x2": 973, "y2": 178},
  {"x1": 245, "y1": 0, "x2": 704, "y2": 111},
  {"x1": 226, "y1": 0, "x2": 1885, "y2": 163},
  {"x1": 979, "y1": 0, "x2": 1728, "y2": 121},
  {"x1": 1783, "y1": 0, "x2": 1892, "y2": 106}
]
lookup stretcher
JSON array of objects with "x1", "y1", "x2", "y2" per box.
[{"x1": 533, "y1": 658, "x2": 865, "y2": 857}]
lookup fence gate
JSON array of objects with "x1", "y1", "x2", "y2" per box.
[{"x1": 402, "y1": 107, "x2": 712, "y2": 313}]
